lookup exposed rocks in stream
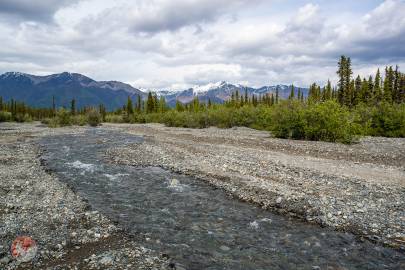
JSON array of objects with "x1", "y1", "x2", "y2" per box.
[
  {"x1": 105, "y1": 123, "x2": 405, "y2": 251},
  {"x1": 0, "y1": 123, "x2": 169, "y2": 270}
]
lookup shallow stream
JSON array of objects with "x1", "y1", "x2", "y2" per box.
[{"x1": 39, "y1": 128, "x2": 404, "y2": 269}]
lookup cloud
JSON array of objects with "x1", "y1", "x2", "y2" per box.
[
  {"x1": 0, "y1": 0, "x2": 404, "y2": 90},
  {"x1": 82, "y1": 0, "x2": 257, "y2": 35},
  {"x1": 0, "y1": 0, "x2": 78, "y2": 22}
]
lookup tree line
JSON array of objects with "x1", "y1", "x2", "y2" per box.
[{"x1": 1, "y1": 55, "x2": 404, "y2": 142}]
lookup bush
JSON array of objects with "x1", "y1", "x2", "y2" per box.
[
  {"x1": 14, "y1": 113, "x2": 32, "y2": 123},
  {"x1": 271, "y1": 100, "x2": 357, "y2": 143},
  {"x1": 271, "y1": 100, "x2": 306, "y2": 139},
  {"x1": 56, "y1": 109, "x2": 72, "y2": 126},
  {"x1": 303, "y1": 101, "x2": 357, "y2": 143},
  {"x1": 87, "y1": 110, "x2": 102, "y2": 127},
  {"x1": 105, "y1": 114, "x2": 125, "y2": 123},
  {"x1": 0, "y1": 111, "x2": 12, "y2": 122},
  {"x1": 71, "y1": 115, "x2": 87, "y2": 126},
  {"x1": 369, "y1": 102, "x2": 405, "y2": 137},
  {"x1": 42, "y1": 117, "x2": 59, "y2": 128}
]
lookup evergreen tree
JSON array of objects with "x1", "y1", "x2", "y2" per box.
[
  {"x1": 359, "y1": 78, "x2": 369, "y2": 104},
  {"x1": 289, "y1": 85, "x2": 295, "y2": 99},
  {"x1": 146, "y1": 92, "x2": 154, "y2": 113},
  {"x1": 244, "y1": 88, "x2": 248, "y2": 104},
  {"x1": 275, "y1": 88, "x2": 279, "y2": 104},
  {"x1": 374, "y1": 68, "x2": 382, "y2": 103},
  {"x1": 70, "y1": 99, "x2": 76, "y2": 115},
  {"x1": 127, "y1": 96, "x2": 134, "y2": 114},
  {"x1": 393, "y1": 66, "x2": 400, "y2": 103},
  {"x1": 383, "y1": 66, "x2": 393, "y2": 103},
  {"x1": 52, "y1": 96, "x2": 56, "y2": 116},
  {"x1": 325, "y1": 80, "x2": 332, "y2": 100},
  {"x1": 136, "y1": 95, "x2": 142, "y2": 113},
  {"x1": 175, "y1": 100, "x2": 184, "y2": 112},
  {"x1": 337, "y1": 55, "x2": 346, "y2": 104},
  {"x1": 367, "y1": 75, "x2": 374, "y2": 102},
  {"x1": 354, "y1": 75, "x2": 362, "y2": 105}
]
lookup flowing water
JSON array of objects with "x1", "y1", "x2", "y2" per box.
[{"x1": 39, "y1": 128, "x2": 404, "y2": 270}]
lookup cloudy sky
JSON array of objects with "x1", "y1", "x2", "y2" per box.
[{"x1": 0, "y1": 0, "x2": 404, "y2": 90}]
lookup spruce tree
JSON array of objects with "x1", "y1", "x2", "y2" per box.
[
  {"x1": 127, "y1": 96, "x2": 134, "y2": 114},
  {"x1": 383, "y1": 66, "x2": 393, "y2": 103},
  {"x1": 393, "y1": 65, "x2": 400, "y2": 103},
  {"x1": 354, "y1": 75, "x2": 362, "y2": 105},
  {"x1": 52, "y1": 96, "x2": 56, "y2": 116},
  {"x1": 146, "y1": 92, "x2": 154, "y2": 113},
  {"x1": 367, "y1": 75, "x2": 374, "y2": 102},
  {"x1": 374, "y1": 69, "x2": 382, "y2": 103},
  {"x1": 325, "y1": 80, "x2": 332, "y2": 100},
  {"x1": 289, "y1": 85, "x2": 295, "y2": 99},
  {"x1": 337, "y1": 55, "x2": 347, "y2": 104},
  {"x1": 275, "y1": 88, "x2": 279, "y2": 104},
  {"x1": 136, "y1": 94, "x2": 142, "y2": 113},
  {"x1": 70, "y1": 99, "x2": 76, "y2": 115}
]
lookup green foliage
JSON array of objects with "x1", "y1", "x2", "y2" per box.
[
  {"x1": 87, "y1": 109, "x2": 102, "y2": 127},
  {"x1": 105, "y1": 114, "x2": 125, "y2": 123},
  {"x1": 14, "y1": 113, "x2": 32, "y2": 123},
  {"x1": 271, "y1": 100, "x2": 306, "y2": 139},
  {"x1": 271, "y1": 100, "x2": 357, "y2": 143},
  {"x1": 56, "y1": 108, "x2": 72, "y2": 126},
  {"x1": 0, "y1": 111, "x2": 12, "y2": 122},
  {"x1": 71, "y1": 115, "x2": 87, "y2": 126},
  {"x1": 41, "y1": 117, "x2": 59, "y2": 128},
  {"x1": 303, "y1": 101, "x2": 357, "y2": 143},
  {"x1": 369, "y1": 102, "x2": 405, "y2": 137}
]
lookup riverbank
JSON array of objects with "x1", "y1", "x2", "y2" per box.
[
  {"x1": 1, "y1": 122, "x2": 404, "y2": 268},
  {"x1": 0, "y1": 123, "x2": 169, "y2": 269},
  {"x1": 105, "y1": 123, "x2": 405, "y2": 251}
]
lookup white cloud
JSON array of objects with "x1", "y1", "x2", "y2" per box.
[{"x1": 0, "y1": 0, "x2": 404, "y2": 90}]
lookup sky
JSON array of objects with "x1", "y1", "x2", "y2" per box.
[{"x1": 0, "y1": 0, "x2": 404, "y2": 90}]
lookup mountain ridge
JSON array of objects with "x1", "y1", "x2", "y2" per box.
[{"x1": 0, "y1": 72, "x2": 308, "y2": 109}]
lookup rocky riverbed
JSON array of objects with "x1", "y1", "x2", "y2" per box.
[
  {"x1": 105, "y1": 123, "x2": 405, "y2": 251},
  {"x1": 0, "y1": 123, "x2": 169, "y2": 270},
  {"x1": 1, "y1": 122, "x2": 404, "y2": 269}
]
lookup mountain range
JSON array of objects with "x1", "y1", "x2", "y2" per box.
[{"x1": 0, "y1": 72, "x2": 308, "y2": 110}]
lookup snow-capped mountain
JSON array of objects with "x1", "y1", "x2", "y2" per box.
[
  {"x1": 0, "y1": 72, "x2": 145, "y2": 110},
  {"x1": 0, "y1": 71, "x2": 308, "y2": 109},
  {"x1": 154, "y1": 81, "x2": 308, "y2": 107}
]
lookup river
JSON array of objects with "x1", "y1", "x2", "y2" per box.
[{"x1": 39, "y1": 128, "x2": 404, "y2": 269}]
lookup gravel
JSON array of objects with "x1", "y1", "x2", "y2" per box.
[
  {"x1": 105, "y1": 123, "x2": 405, "y2": 251},
  {"x1": 0, "y1": 122, "x2": 169, "y2": 269}
]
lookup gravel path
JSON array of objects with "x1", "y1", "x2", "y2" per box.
[
  {"x1": 105, "y1": 123, "x2": 405, "y2": 251},
  {"x1": 0, "y1": 123, "x2": 169, "y2": 270}
]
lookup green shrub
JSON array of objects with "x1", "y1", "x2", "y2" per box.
[
  {"x1": 14, "y1": 113, "x2": 32, "y2": 123},
  {"x1": 105, "y1": 114, "x2": 125, "y2": 123},
  {"x1": 0, "y1": 111, "x2": 12, "y2": 122},
  {"x1": 43, "y1": 117, "x2": 59, "y2": 128},
  {"x1": 303, "y1": 100, "x2": 357, "y2": 143},
  {"x1": 369, "y1": 102, "x2": 405, "y2": 137},
  {"x1": 71, "y1": 115, "x2": 87, "y2": 126},
  {"x1": 87, "y1": 110, "x2": 102, "y2": 127},
  {"x1": 56, "y1": 109, "x2": 72, "y2": 126},
  {"x1": 271, "y1": 100, "x2": 357, "y2": 143},
  {"x1": 271, "y1": 100, "x2": 306, "y2": 139}
]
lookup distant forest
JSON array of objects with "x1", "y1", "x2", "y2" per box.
[{"x1": 1, "y1": 56, "x2": 404, "y2": 143}]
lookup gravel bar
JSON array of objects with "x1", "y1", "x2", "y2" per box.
[
  {"x1": 0, "y1": 122, "x2": 169, "y2": 270},
  {"x1": 105, "y1": 123, "x2": 405, "y2": 251}
]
